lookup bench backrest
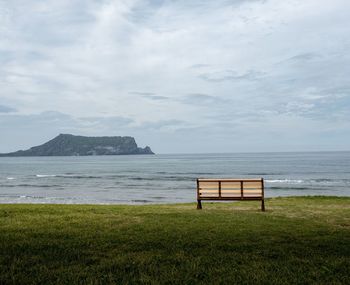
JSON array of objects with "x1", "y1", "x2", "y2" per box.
[{"x1": 197, "y1": 178, "x2": 264, "y2": 200}]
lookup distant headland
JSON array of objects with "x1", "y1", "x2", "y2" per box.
[{"x1": 0, "y1": 134, "x2": 154, "y2": 156}]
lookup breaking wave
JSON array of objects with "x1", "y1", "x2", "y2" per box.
[
  {"x1": 266, "y1": 178, "x2": 350, "y2": 185},
  {"x1": 36, "y1": 174, "x2": 101, "y2": 179},
  {"x1": 0, "y1": 184, "x2": 62, "y2": 188},
  {"x1": 266, "y1": 179, "x2": 303, "y2": 183}
]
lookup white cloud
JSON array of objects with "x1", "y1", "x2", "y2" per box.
[{"x1": 0, "y1": 0, "x2": 350, "y2": 152}]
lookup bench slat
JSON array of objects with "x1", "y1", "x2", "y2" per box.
[
  {"x1": 243, "y1": 181, "x2": 262, "y2": 189},
  {"x1": 198, "y1": 178, "x2": 262, "y2": 182},
  {"x1": 221, "y1": 182, "x2": 241, "y2": 187}
]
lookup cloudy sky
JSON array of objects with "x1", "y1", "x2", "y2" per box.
[{"x1": 1, "y1": 0, "x2": 349, "y2": 153}]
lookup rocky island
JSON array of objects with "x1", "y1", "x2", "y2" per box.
[{"x1": 0, "y1": 134, "x2": 154, "y2": 156}]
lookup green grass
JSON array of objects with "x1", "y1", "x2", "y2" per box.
[{"x1": 0, "y1": 196, "x2": 349, "y2": 284}]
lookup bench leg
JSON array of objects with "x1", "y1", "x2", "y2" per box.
[
  {"x1": 197, "y1": 200, "x2": 202, "y2": 210},
  {"x1": 261, "y1": 199, "x2": 265, "y2": 212}
]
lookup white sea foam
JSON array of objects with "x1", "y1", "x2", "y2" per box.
[
  {"x1": 36, "y1": 174, "x2": 57, "y2": 178},
  {"x1": 266, "y1": 179, "x2": 303, "y2": 184},
  {"x1": 7, "y1": 177, "x2": 15, "y2": 180}
]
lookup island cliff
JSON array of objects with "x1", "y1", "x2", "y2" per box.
[{"x1": 0, "y1": 134, "x2": 154, "y2": 156}]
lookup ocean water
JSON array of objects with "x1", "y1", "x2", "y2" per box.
[{"x1": 0, "y1": 152, "x2": 349, "y2": 204}]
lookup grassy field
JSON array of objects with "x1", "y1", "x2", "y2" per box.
[{"x1": 0, "y1": 196, "x2": 349, "y2": 284}]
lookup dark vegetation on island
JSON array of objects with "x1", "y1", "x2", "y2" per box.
[
  {"x1": 0, "y1": 197, "x2": 349, "y2": 284},
  {"x1": 0, "y1": 134, "x2": 154, "y2": 156}
]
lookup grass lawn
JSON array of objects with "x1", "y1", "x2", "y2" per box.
[{"x1": 0, "y1": 196, "x2": 349, "y2": 284}]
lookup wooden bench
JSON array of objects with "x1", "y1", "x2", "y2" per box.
[{"x1": 196, "y1": 178, "x2": 265, "y2": 211}]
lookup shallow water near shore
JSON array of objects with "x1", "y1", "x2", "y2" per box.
[{"x1": 0, "y1": 151, "x2": 349, "y2": 204}]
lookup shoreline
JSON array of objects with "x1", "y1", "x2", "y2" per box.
[{"x1": 0, "y1": 195, "x2": 349, "y2": 206}]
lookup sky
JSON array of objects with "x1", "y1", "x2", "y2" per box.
[{"x1": 0, "y1": 0, "x2": 350, "y2": 154}]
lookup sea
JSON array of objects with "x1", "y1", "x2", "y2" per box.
[{"x1": 0, "y1": 151, "x2": 349, "y2": 204}]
